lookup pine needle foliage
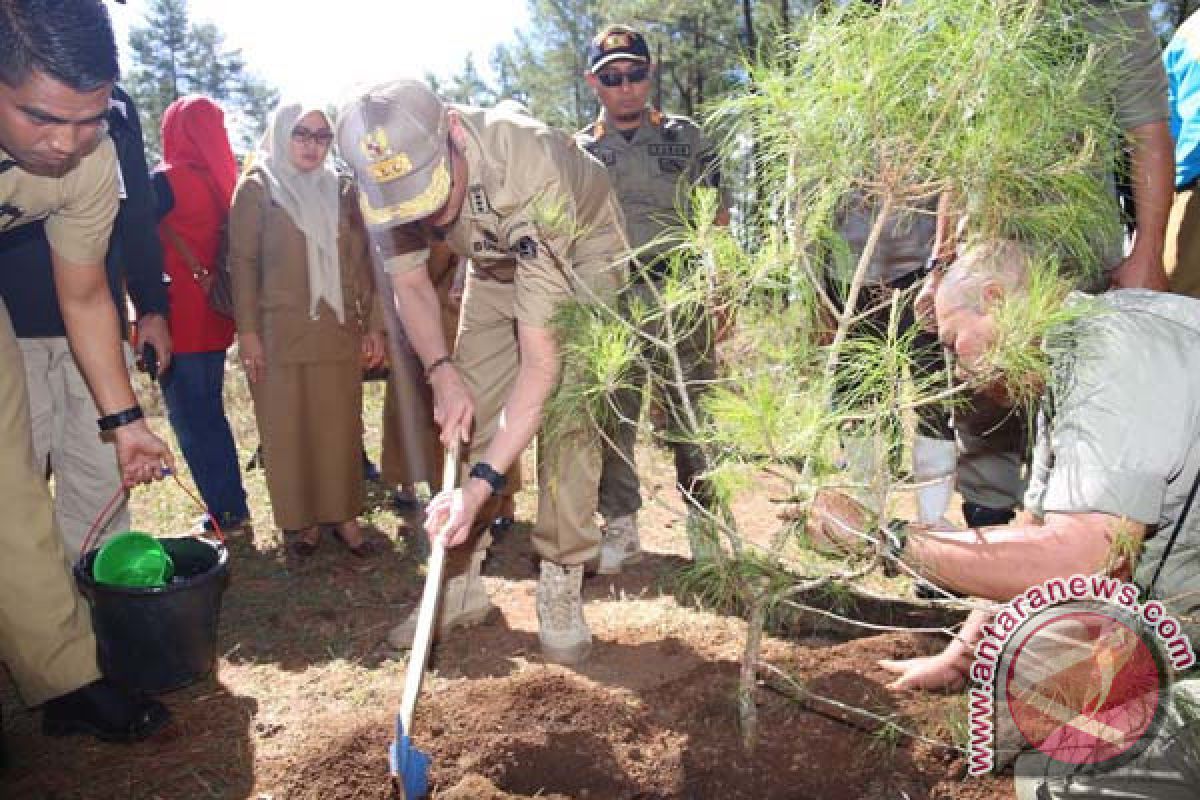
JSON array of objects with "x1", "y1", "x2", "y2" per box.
[
  {"x1": 719, "y1": 0, "x2": 1125, "y2": 285},
  {"x1": 545, "y1": 0, "x2": 1135, "y2": 751}
]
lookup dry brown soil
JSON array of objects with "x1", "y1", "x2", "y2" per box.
[{"x1": 1, "y1": 436, "x2": 1012, "y2": 800}]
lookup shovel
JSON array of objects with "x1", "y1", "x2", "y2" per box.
[{"x1": 390, "y1": 443, "x2": 459, "y2": 799}]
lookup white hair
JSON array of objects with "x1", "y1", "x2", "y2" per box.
[{"x1": 937, "y1": 239, "x2": 1032, "y2": 313}]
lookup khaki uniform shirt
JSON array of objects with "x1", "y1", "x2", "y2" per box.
[
  {"x1": 575, "y1": 108, "x2": 727, "y2": 269},
  {"x1": 385, "y1": 104, "x2": 629, "y2": 327},
  {"x1": 1026, "y1": 291, "x2": 1200, "y2": 642},
  {"x1": 0, "y1": 138, "x2": 118, "y2": 264}
]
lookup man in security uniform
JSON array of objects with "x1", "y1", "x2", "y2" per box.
[
  {"x1": 337, "y1": 80, "x2": 628, "y2": 665},
  {"x1": 577, "y1": 24, "x2": 731, "y2": 570}
]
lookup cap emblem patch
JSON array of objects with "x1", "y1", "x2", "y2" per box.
[
  {"x1": 362, "y1": 128, "x2": 391, "y2": 160},
  {"x1": 604, "y1": 32, "x2": 632, "y2": 51}
]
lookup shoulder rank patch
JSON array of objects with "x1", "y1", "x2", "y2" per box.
[
  {"x1": 514, "y1": 236, "x2": 539, "y2": 260},
  {"x1": 468, "y1": 185, "x2": 491, "y2": 215}
]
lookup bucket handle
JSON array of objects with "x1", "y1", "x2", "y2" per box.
[{"x1": 79, "y1": 470, "x2": 226, "y2": 558}]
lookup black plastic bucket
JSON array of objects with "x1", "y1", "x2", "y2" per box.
[{"x1": 74, "y1": 536, "x2": 230, "y2": 694}]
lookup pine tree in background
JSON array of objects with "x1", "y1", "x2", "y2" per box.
[
  {"x1": 126, "y1": 0, "x2": 279, "y2": 160},
  {"x1": 444, "y1": 54, "x2": 496, "y2": 106}
]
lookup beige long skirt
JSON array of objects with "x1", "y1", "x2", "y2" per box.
[{"x1": 253, "y1": 359, "x2": 363, "y2": 530}]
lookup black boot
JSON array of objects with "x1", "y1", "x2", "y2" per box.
[
  {"x1": 42, "y1": 679, "x2": 170, "y2": 743},
  {"x1": 962, "y1": 501, "x2": 1016, "y2": 528}
]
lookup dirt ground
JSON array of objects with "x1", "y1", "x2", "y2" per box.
[{"x1": 0, "y1": 389, "x2": 1013, "y2": 799}]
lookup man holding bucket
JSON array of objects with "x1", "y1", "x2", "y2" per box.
[
  {"x1": 0, "y1": 0, "x2": 174, "y2": 749},
  {"x1": 337, "y1": 79, "x2": 628, "y2": 665}
]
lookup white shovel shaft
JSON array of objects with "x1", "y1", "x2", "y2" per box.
[{"x1": 398, "y1": 446, "x2": 459, "y2": 732}]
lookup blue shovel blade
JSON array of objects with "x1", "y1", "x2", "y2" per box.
[{"x1": 389, "y1": 721, "x2": 431, "y2": 799}]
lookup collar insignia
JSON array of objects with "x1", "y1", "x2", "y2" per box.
[{"x1": 468, "y1": 185, "x2": 490, "y2": 215}]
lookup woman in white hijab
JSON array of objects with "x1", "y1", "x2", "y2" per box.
[{"x1": 228, "y1": 101, "x2": 386, "y2": 558}]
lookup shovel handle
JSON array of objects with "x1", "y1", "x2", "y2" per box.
[{"x1": 398, "y1": 443, "x2": 459, "y2": 733}]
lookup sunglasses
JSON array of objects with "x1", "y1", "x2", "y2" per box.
[
  {"x1": 291, "y1": 127, "x2": 334, "y2": 146},
  {"x1": 596, "y1": 65, "x2": 650, "y2": 88}
]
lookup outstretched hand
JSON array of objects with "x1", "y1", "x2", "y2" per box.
[
  {"x1": 806, "y1": 490, "x2": 874, "y2": 555},
  {"x1": 878, "y1": 652, "x2": 968, "y2": 692}
]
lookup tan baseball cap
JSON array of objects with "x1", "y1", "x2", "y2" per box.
[{"x1": 336, "y1": 79, "x2": 451, "y2": 230}]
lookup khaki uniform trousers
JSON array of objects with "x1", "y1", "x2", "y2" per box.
[
  {"x1": 446, "y1": 271, "x2": 602, "y2": 576},
  {"x1": 20, "y1": 336, "x2": 130, "y2": 562},
  {"x1": 381, "y1": 365, "x2": 522, "y2": 499},
  {"x1": 0, "y1": 302, "x2": 101, "y2": 705},
  {"x1": 379, "y1": 281, "x2": 522, "y2": 501},
  {"x1": 954, "y1": 391, "x2": 1030, "y2": 511},
  {"x1": 1166, "y1": 186, "x2": 1200, "y2": 299},
  {"x1": 598, "y1": 281, "x2": 716, "y2": 519}
]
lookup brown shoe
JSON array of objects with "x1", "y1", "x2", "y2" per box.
[
  {"x1": 285, "y1": 528, "x2": 320, "y2": 558},
  {"x1": 332, "y1": 522, "x2": 378, "y2": 558}
]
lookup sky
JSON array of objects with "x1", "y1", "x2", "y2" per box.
[{"x1": 108, "y1": 0, "x2": 530, "y2": 108}]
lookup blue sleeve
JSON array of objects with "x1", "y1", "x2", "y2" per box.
[{"x1": 1166, "y1": 20, "x2": 1200, "y2": 187}]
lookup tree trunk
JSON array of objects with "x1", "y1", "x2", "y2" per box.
[
  {"x1": 737, "y1": 592, "x2": 766, "y2": 753},
  {"x1": 742, "y1": 0, "x2": 756, "y2": 52}
]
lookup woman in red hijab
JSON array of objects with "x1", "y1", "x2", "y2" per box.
[{"x1": 152, "y1": 95, "x2": 250, "y2": 532}]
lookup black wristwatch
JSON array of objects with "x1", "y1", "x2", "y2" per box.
[
  {"x1": 468, "y1": 462, "x2": 507, "y2": 495},
  {"x1": 97, "y1": 404, "x2": 145, "y2": 432}
]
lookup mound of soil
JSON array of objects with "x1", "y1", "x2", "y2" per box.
[{"x1": 280, "y1": 634, "x2": 1007, "y2": 800}]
